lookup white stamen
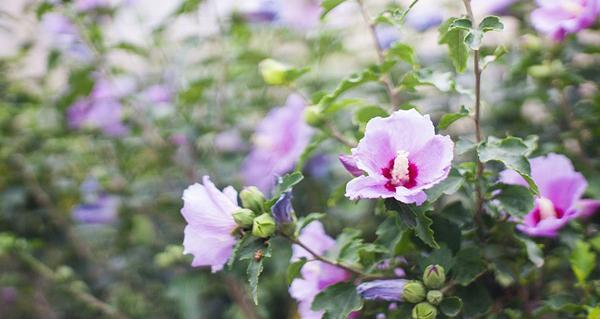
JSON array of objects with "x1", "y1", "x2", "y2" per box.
[
  {"x1": 391, "y1": 150, "x2": 410, "y2": 185},
  {"x1": 538, "y1": 197, "x2": 557, "y2": 220}
]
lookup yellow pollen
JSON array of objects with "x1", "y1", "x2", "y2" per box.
[
  {"x1": 391, "y1": 150, "x2": 410, "y2": 185},
  {"x1": 538, "y1": 197, "x2": 557, "y2": 220}
]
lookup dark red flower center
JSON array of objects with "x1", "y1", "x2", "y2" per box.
[
  {"x1": 531, "y1": 197, "x2": 564, "y2": 225},
  {"x1": 381, "y1": 152, "x2": 418, "y2": 192}
]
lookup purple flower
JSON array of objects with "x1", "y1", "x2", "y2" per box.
[
  {"x1": 271, "y1": 191, "x2": 294, "y2": 224},
  {"x1": 405, "y1": 4, "x2": 443, "y2": 32},
  {"x1": 472, "y1": 0, "x2": 517, "y2": 16},
  {"x1": 357, "y1": 279, "x2": 408, "y2": 301},
  {"x1": 72, "y1": 177, "x2": 119, "y2": 224},
  {"x1": 344, "y1": 109, "x2": 454, "y2": 205},
  {"x1": 242, "y1": 94, "x2": 313, "y2": 193},
  {"x1": 142, "y1": 84, "x2": 172, "y2": 104},
  {"x1": 531, "y1": 0, "x2": 600, "y2": 42},
  {"x1": 214, "y1": 130, "x2": 245, "y2": 153},
  {"x1": 41, "y1": 13, "x2": 92, "y2": 61},
  {"x1": 181, "y1": 176, "x2": 240, "y2": 272},
  {"x1": 279, "y1": 0, "x2": 322, "y2": 30},
  {"x1": 500, "y1": 153, "x2": 599, "y2": 237},
  {"x1": 67, "y1": 77, "x2": 132, "y2": 136},
  {"x1": 375, "y1": 26, "x2": 401, "y2": 50},
  {"x1": 290, "y1": 221, "x2": 351, "y2": 319},
  {"x1": 243, "y1": 0, "x2": 279, "y2": 23},
  {"x1": 339, "y1": 154, "x2": 363, "y2": 177},
  {"x1": 75, "y1": 0, "x2": 110, "y2": 11}
]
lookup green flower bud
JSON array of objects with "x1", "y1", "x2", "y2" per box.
[
  {"x1": 240, "y1": 186, "x2": 266, "y2": 213},
  {"x1": 411, "y1": 302, "x2": 437, "y2": 319},
  {"x1": 252, "y1": 213, "x2": 276, "y2": 238},
  {"x1": 232, "y1": 208, "x2": 256, "y2": 228},
  {"x1": 259, "y1": 59, "x2": 289, "y2": 85},
  {"x1": 304, "y1": 106, "x2": 325, "y2": 127},
  {"x1": 403, "y1": 281, "x2": 426, "y2": 303},
  {"x1": 423, "y1": 264, "x2": 446, "y2": 289},
  {"x1": 426, "y1": 290, "x2": 443, "y2": 305}
]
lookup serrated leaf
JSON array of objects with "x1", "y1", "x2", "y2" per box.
[
  {"x1": 455, "y1": 137, "x2": 477, "y2": 155},
  {"x1": 438, "y1": 105, "x2": 470, "y2": 129},
  {"x1": 477, "y1": 136, "x2": 539, "y2": 194},
  {"x1": 570, "y1": 240, "x2": 596, "y2": 284},
  {"x1": 287, "y1": 258, "x2": 308, "y2": 285},
  {"x1": 439, "y1": 18, "x2": 469, "y2": 73},
  {"x1": 247, "y1": 258, "x2": 264, "y2": 305},
  {"x1": 440, "y1": 297, "x2": 463, "y2": 317},
  {"x1": 453, "y1": 247, "x2": 486, "y2": 286},
  {"x1": 321, "y1": 0, "x2": 348, "y2": 18},
  {"x1": 426, "y1": 169, "x2": 464, "y2": 202},
  {"x1": 312, "y1": 282, "x2": 363, "y2": 319},
  {"x1": 386, "y1": 42, "x2": 417, "y2": 65},
  {"x1": 414, "y1": 210, "x2": 439, "y2": 249},
  {"x1": 492, "y1": 184, "x2": 534, "y2": 218},
  {"x1": 479, "y1": 16, "x2": 504, "y2": 32},
  {"x1": 384, "y1": 200, "x2": 438, "y2": 248}
]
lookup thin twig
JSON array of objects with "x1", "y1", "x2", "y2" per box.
[
  {"x1": 356, "y1": 0, "x2": 399, "y2": 108},
  {"x1": 18, "y1": 252, "x2": 129, "y2": 319},
  {"x1": 325, "y1": 122, "x2": 357, "y2": 148},
  {"x1": 461, "y1": 0, "x2": 485, "y2": 224}
]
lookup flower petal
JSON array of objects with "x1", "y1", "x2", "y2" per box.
[
  {"x1": 345, "y1": 176, "x2": 394, "y2": 200},
  {"x1": 409, "y1": 135, "x2": 454, "y2": 186}
]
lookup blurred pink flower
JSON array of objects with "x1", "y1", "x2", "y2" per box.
[
  {"x1": 531, "y1": 0, "x2": 600, "y2": 41},
  {"x1": 72, "y1": 176, "x2": 119, "y2": 224},
  {"x1": 472, "y1": 0, "x2": 517, "y2": 16},
  {"x1": 41, "y1": 13, "x2": 92, "y2": 61},
  {"x1": 75, "y1": 0, "x2": 110, "y2": 11},
  {"x1": 279, "y1": 0, "x2": 322, "y2": 30},
  {"x1": 343, "y1": 109, "x2": 454, "y2": 205},
  {"x1": 290, "y1": 221, "x2": 351, "y2": 319},
  {"x1": 181, "y1": 176, "x2": 239, "y2": 272},
  {"x1": 242, "y1": 94, "x2": 312, "y2": 192},
  {"x1": 500, "y1": 153, "x2": 599, "y2": 237}
]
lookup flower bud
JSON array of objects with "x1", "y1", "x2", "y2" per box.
[
  {"x1": 423, "y1": 265, "x2": 446, "y2": 289},
  {"x1": 411, "y1": 302, "x2": 437, "y2": 319},
  {"x1": 233, "y1": 208, "x2": 256, "y2": 228},
  {"x1": 304, "y1": 106, "x2": 325, "y2": 127},
  {"x1": 259, "y1": 59, "x2": 289, "y2": 85},
  {"x1": 240, "y1": 186, "x2": 265, "y2": 213},
  {"x1": 271, "y1": 192, "x2": 295, "y2": 225},
  {"x1": 402, "y1": 281, "x2": 426, "y2": 303},
  {"x1": 356, "y1": 279, "x2": 407, "y2": 301},
  {"x1": 252, "y1": 213, "x2": 276, "y2": 238},
  {"x1": 426, "y1": 290, "x2": 443, "y2": 305}
]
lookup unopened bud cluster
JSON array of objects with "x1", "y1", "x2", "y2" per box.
[
  {"x1": 233, "y1": 187, "x2": 297, "y2": 238},
  {"x1": 407, "y1": 264, "x2": 447, "y2": 319}
]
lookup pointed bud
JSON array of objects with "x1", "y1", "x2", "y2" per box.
[
  {"x1": 252, "y1": 213, "x2": 276, "y2": 238},
  {"x1": 426, "y1": 290, "x2": 443, "y2": 305},
  {"x1": 402, "y1": 281, "x2": 426, "y2": 303},
  {"x1": 240, "y1": 186, "x2": 265, "y2": 213},
  {"x1": 423, "y1": 265, "x2": 446, "y2": 289},
  {"x1": 233, "y1": 208, "x2": 256, "y2": 228},
  {"x1": 304, "y1": 105, "x2": 325, "y2": 127},
  {"x1": 271, "y1": 192, "x2": 296, "y2": 224},
  {"x1": 356, "y1": 279, "x2": 407, "y2": 301},
  {"x1": 338, "y1": 154, "x2": 363, "y2": 177},
  {"x1": 259, "y1": 59, "x2": 289, "y2": 85},
  {"x1": 411, "y1": 302, "x2": 437, "y2": 319}
]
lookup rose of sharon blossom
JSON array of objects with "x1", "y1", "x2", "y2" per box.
[
  {"x1": 343, "y1": 109, "x2": 454, "y2": 205},
  {"x1": 500, "y1": 153, "x2": 600, "y2": 237},
  {"x1": 181, "y1": 176, "x2": 240, "y2": 272},
  {"x1": 242, "y1": 94, "x2": 312, "y2": 192},
  {"x1": 531, "y1": 0, "x2": 600, "y2": 42},
  {"x1": 290, "y1": 221, "x2": 351, "y2": 319}
]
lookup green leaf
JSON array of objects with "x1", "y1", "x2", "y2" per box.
[
  {"x1": 354, "y1": 106, "x2": 388, "y2": 125},
  {"x1": 321, "y1": 0, "x2": 347, "y2": 18},
  {"x1": 465, "y1": 30, "x2": 483, "y2": 50},
  {"x1": 453, "y1": 247, "x2": 487, "y2": 286},
  {"x1": 386, "y1": 42, "x2": 417, "y2": 65},
  {"x1": 319, "y1": 64, "x2": 392, "y2": 109},
  {"x1": 312, "y1": 282, "x2": 363, "y2": 319},
  {"x1": 247, "y1": 258, "x2": 264, "y2": 305},
  {"x1": 450, "y1": 18, "x2": 473, "y2": 30},
  {"x1": 287, "y1": 258, "x2": 308, "y2": 285},
  {"x1": 440, "y1": 297, "x2": 463, "y2": 317},
  {"x1": 439, "y1": 18, "x2": 470, "y2": 73},
  {"x1": 457, "y1": 283, "x2": 492, "y2": 317},
  {"x1": 401, "y1": 69, "x2": 455, "y2": 92},
  {"x1": 492, "y1": 184, "x2": 535, "y2": 218},
  {"x1": 173, "y1": 0, "x2": 202, "y2": 15},
  {"x1": 570, "y1": 240, "x2": 596, "y2": 284},
  {"x1": 482, "y1": 45, "x2": 508, "y2": 69},
  {"x1": 297, "y1": 213, "x2": 326, "y2": 231},
  {"x1": 455, "y1": 137, "x2": 477, "y2": 155},
  {"x1": 426, "y1": 169, "x2": 464, "y2": 202},
  {"x1": 432, "y1": 216, "x2": 461, "y2": 253},
  {"x1": 385, "y1": 200, "x2": 438, "y2": 248},
  {"x1": 479, "y1": 16, "x2": 504, "y2": 32},
  {"x1": 517, "y1": 237, "x2": 544, "y2": 268},
  {"x1": 438, "y1": 105, "x2": 470, "y2": 129},
  {"x1": 271, "y1": 171, "x2": 304, "y2": 199},
  {"x1": 477, "y1": 136, "x2": 539, "y2": 194}
]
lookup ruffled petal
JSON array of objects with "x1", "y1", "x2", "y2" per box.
[
  {"x1": 345, "y1": 176, "x2": 394, "y2": 200},
  {"x1": 576, "y1": 199, "x2": 600, "y2": 218},
  {"x1": 409, "y1": 135, "x2": 454, "y2": 186},
  {"x1": 183, "y1": 225, "x2": 236, "y2": 272}
]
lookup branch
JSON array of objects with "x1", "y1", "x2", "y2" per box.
[
  {"x1": 461, "y1": 0, "x2": 485, "y2": 223},
  {"x1": 356, "y1": 0, "x2": 399, "y2": 108}
]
